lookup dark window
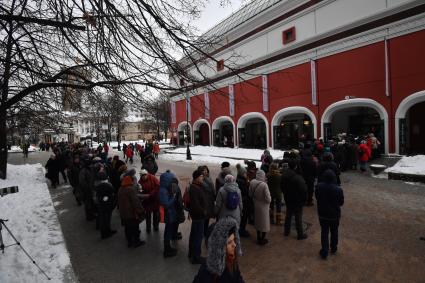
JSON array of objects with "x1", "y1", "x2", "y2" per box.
[
  {"x1": 217, "y1": 59, "x2": 224, "y2": 71},
  {"x1": 180, "y1": 78, "x2": 185, "y2": 86},
  {"x1": 282, "y1": 27, "x2": 296, "y2": 45}
]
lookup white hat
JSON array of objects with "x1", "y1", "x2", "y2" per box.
[{"x1": 140, "y1": 169, "x2": 148, "y2": 175}]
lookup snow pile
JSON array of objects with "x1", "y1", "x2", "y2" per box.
[
  {"x1": 385, "y1": 155, "x2": 425, "y2": 175},
  {"x1": 0, "y1": 164, "x2": 75, "y2": 283},
  {"x1": 165, "y1": 146, "x2": 285, "y2": 161}
]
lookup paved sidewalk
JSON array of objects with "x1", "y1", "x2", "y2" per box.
[{"x1": 8, "y1": 151, "x2": 425, "y2": 282}]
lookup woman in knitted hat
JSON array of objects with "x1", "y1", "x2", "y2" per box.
[{"x1": 193, "y1": 217, "x2": 244, "y2": 282}]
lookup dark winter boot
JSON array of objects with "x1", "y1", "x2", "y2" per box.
[{"x1": 164, "y1": 243, "x2": 177, "y2": 258}]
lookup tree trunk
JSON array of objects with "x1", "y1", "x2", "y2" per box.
[
  {"x1": 0, "y1": 112, "x2": 8, "y2": 179},
  {"x1": 0, "y1": 20, "x2": 14, "y2": 179}
]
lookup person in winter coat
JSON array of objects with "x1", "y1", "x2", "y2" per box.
[
  {"x1": 267, "y1": 163, "x2": 283, "y2": 225},
  {"x1": 358, "y1": 140, "x2": 371, "y2": 172},
  {"x1": 122, "y1": 143, "x2": 127, "y2": 158},
  {"x1": 215, "y1": 163, "x2": 232, "y2": 195},
  {"x1": 95, "y1": 171, "x2": 117, "y2": 239},
  {"x1": 281, "y1": 160, "x2": 308, "y2": 240},
  {"x1": 125, "y1": 146, "x2": 134, "y2": 164},
  {"x1": 159, "y1": 170, "x2": 179, "y2": 257},
  {"x1": 142, "y1": 154, "x2": 158, "y2": 175},
  {"x1": 317, "y1": 152, "x2": 341, "y2": 185},
  {"x1": 236, "y1": 167, "x2": 250, "y2": 237},
  {"x1": 45, "y1": 154, "x2": 59, "y2": 188},
  {"x1": 193, "y1": 217, "x2": 244, "y2": 283},
  {"x1": 249, "y1": 170, "x2": 272, "y2": 245},
  {"x1": 67, "y1": 156, "x2": 82, "y2": 205},
  {"x1": 300, "y1": 149, "x2": 317, "y2": 206},
  {"x1": 346, "y1": 139, "x2": 359, "y2": 170},
  {"x1": 79, "y1": 158, "x2": 96, "y2": 221},
  {"x1": 55, "y1": 150, "x2": 68, "y2": 184},
  {"x1": 118, "y1": 175, "x2": 145, "y2": 248},
  {"x1": 153, "y1": 142, "x2": 160, "y2": 159},
  {"x1": 138, "y1": 169, "x2": 160, "y2": 233},
  {"x1": 199, "y1": 165, "x2": 216, "y2": 237},
  {"x1": 260, "y1": 150, "x2": 273, "y2": 174},
  {"x1": 315, "y1": 169, "x2": 344, "y2": 259},
  {"x1": 189, "y1": 170, "x2": 207, "y2": 264},
  {"x1": 215, "y1": 175, "x2": 243, "y2": 226}
]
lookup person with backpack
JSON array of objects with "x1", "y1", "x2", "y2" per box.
[
  {"x1": 249, "y1": 169, "x2": 271, "y2": 245},
  {"x1": 215, "y1": 162, "x2": 231, "y2": 194},
  {"x1": 315, "y1": 169, "x2": 344, "y2": 259},
  {"x1": 281, "y1": 160, "x2": 308, "y2": 240},
  {"x1": 215, "y1": 174, "x2": 242, "y2": 226},
  {"x1": 159, "y1": 170, "x2": 179, "y2": 258},
  {"x1": 188, "y1": 169, "x2": 207, "y2": 264}
]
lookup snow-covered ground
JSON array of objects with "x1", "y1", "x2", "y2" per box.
[
  {"x1": 385, "y1": 155, "x2": 425, "y2": 175},
  {"x1": 160, "y1": 145, "x2": 286, "y2": 167},
  {"x1": 0, "y1": 164, "x2": 75, "y2": 283},
  {"x1": 8, "y1": 145, "x2": 38, "y2": 153}
]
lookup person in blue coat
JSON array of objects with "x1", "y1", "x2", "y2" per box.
[
  {"x1": 159, "y1": 170, "x2": 179, "y2": 257},
  {"x1": 315, "y1": 169, "x2": 344, "y2": 259}
]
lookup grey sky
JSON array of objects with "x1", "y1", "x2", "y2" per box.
[{"x1": 194, "y1": 0, "x2": 246, "y2": 34}]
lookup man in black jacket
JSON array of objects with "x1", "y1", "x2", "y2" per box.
[
  {"x1": 95, "y1": 171, "x2": 117, "y2": 239},
  {"x1": 281, "y1": 160, "x2": 308, "y2": 240},
  {"x1": 315, "y1": 169, "x2": 344, "y2": 259},
  {"x1": 300, "y1": 149, "x2": 317, "y2": 206},
  {"x1": 189, "y1": 169, "x2": 207, "y2": 264}
]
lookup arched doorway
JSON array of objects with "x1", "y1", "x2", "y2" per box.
[
  {"x1": 272, "y1": 107, "x2": 317, "y2": 149},
  {"x1": 321, "y1": 98, "x2": 389, "y2": 154},
  {"x1": 193, "y1": 119, "x2": 211, "y2": 146},
  {"x1": 237, "y1": 112, "x2": 269, "y2": 149},
  {"x1": 177, "y1": 122, "x2": 192, "y2": 146},
  {"x1": 395, "y1": 91, "x2": 425, "y2": 154},
  {"x1": 212, "y1": 116, "x2": 235, "y2": 147}
]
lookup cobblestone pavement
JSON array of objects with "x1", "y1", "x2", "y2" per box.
[{"x1": 7, "y1": 150, "x2": 425, "y2": 283}]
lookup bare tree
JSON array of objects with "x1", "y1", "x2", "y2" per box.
[{"x1": 0, "y1": 0, "x2": 228, "y2": 179}]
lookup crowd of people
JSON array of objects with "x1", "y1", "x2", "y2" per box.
[{"x1": 42, "y1": 138, "x2": 353, "y2": 282}]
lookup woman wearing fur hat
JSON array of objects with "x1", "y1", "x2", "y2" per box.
[
  {"x1": 249, "y1": 169, "x2": 271, "y2": 245},
  {"x1": 193, "y1": 217, "x2": 244, "y2": 283},
  {"x1": 215, "y1": 174, "x2": 242, "y2": 226}
]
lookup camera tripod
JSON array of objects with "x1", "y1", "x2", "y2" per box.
[{"x1": 0, "y1": 219, "x2": 51, "y2": 280}]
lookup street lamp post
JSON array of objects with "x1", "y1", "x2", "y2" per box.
[{"x1": 186, "y1": 92, "x2": 192, "y2": 160}]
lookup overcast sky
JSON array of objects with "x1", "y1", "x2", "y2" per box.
[{"x1": 193, "y1": 0, "x2": 246, "y2": 33}]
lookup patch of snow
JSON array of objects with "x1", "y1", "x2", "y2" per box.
[
  {"x1": 165, "y1": 145, "x2": 286, "y2": 161},
  {"x1": 160, "y1": 152, "x2": 262, "y2": 167},
  {"x1": 0, "y1": 164, "x2": 75, "y2": 283},
  {"x1": 7, "y1": 145, "x2": 38, "y2": 153},
  {"x1": 385, "y1": 155, "x2": 425, "y2": 175}
]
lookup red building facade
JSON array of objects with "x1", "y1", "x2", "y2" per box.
[{"x1": 170, "y1": 0, "x2": 425, "y2": 155}]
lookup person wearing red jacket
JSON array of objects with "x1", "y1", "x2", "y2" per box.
[
  {"x1": 358, "y1": 141, "x2": 371, "y2": 172},
  {"x1": 153, "y1": 142, "x2": 160, "y2": 159},
  {"x1": 138, "y1": 169, "x2": 160, "y2": 233},
  {"x1": 125, "y1": 147, "x2": 134, "y2": 164}
]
